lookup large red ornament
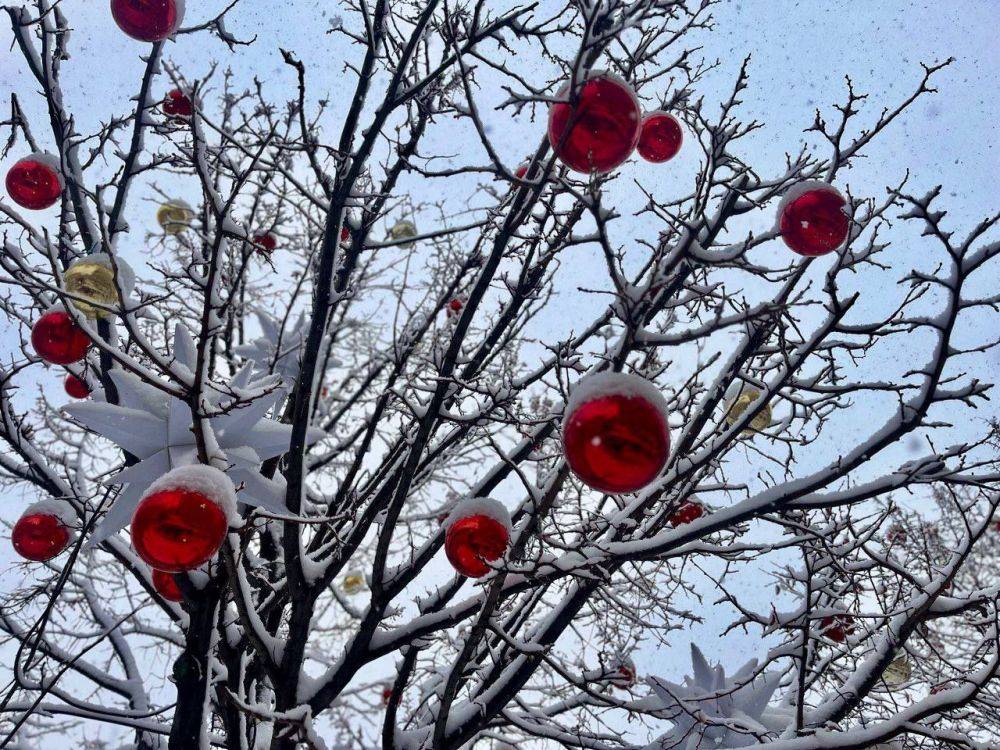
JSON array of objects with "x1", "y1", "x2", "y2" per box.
[
  {"x1": 162, "y1": 88, "x2": 193, "y2": 119},
  {"x1": 111, "y1": 0, "x2": 185, "y2": 42},
  {"x1": 562, "y1": 373, "x2": 670, "y2": 494},
  {"x1": 5, "y1": 154, "x2": 63, "y2": 210},
  {"x1": 778, "y1": 183, "x2": 850, "y2": 257},
  {"x1": 637, "y1": 111, "x2": 683, "y2": 163},
  {"x1": 820, "y1": 614, "x2": 856, "y2": 643},
  {"x1": 444, "y1": 499, "x2": 511, "y2": 578},
  {"x1": 253, "y1": 232, "x2": 277, "y2": 253},
  {"x1": 668, "y1": 500, "x2": 705, "y2": 528},
  {"x1": 12, "y1": 504, "x2": 73, "y2": 561},
  {"x1": 31, "y1": 309, "x2": 90, "y2": 365},
  {"x1": 64, "y1": 374, "x2": 90, "y2": 399},
  {"x1": 547, "y1": 73, "x2": 641, "y2": 174},
  {"x1": 152, "y1": 569, "x2": 183, "y2": 602},
  {"x1": 131, "y1": 487, "x2": 229, "y2": 572}
]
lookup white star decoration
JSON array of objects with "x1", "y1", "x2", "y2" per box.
[
  {"x1": 233, "y1": 310, "x2": 307, "y2": 384},
  {"x1": 64, "y1": 325, "x2": 324, "y2": 546}
]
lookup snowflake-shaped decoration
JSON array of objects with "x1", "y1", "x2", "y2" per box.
[
  {"x1": 233, "y1": 310, "x2": 308, "y2": 384},
  {"x1": 65, "y1": 325, "x2": 324, "y2": 545},
  {"x1": 645, "y1": 644, "x2": 789, "y2": 749}
]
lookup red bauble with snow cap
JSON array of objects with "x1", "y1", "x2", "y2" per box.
[
  {"x1": 130, "y1": 464, "x2": 234, "y2": 573},
  {"x1": 162, "y1": 88, "x2": 193, "y2": 119},
  {"x1": 12, "y1": 501, "x2": 76, "y2": 562},
  {"x1": 64, "y1": 373, "x2": 90, "y2": 399},
  {"x1": 562, "y1": 372, "x2": 670, "y2": 494},
  {"x1": 547, "y1": 72, "x2": 641, "y2": 174},
  {"x1": 111, "y1": 0, "x2": 185, "y2": 42},
  {"x1": 31, "y1": 307, "x2": 90, "y2": 365},
  {"x1": 777, "y1": 181, "x2": 851, "y2": 257},
  {"x1": 253, "y1": 232, "x2": 277, "y2": 253},
  {"x1": 5, "y1": 153, "x2": 63, "y2": 210},
  {"x1": 444, "y1": 497, "x2": 511, "y2": 578},
  {"x1": 820, "y1": 614, "x2": 856, "y2": 643},
  {"x1": 668, "y1": 500, "x2": 705, "y2": 528},
  {"x1": 637, "y1": 111, "x2": 683, "y2": 163},
  {"x1": 152, "y1": 569, "x2": 183, "y2": 602}
]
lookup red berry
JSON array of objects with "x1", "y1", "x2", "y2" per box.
[
  {"x1": 152, "y1": 568, "x2": 184, "y2": 602},
  {"x1": 31, "y1": 310, "x2": 90, "y2": 365},
  {"x1": 252, "y1": 233, "x2": 277, "y2": 252},
  {"x1": 111, "y1": 0, "x2": 184, "y2": 42},
  {"x1": 637, "y1": 111, "x2": 683, "y2": 163},
  {"x1": 563, "y1": 393, "x2": 669, "y2": 494},
  {"x1": 12, "y1": 511, "x2": 71, "y2": 561},
  {"x1": 64, "y1": 374, "x2": 90, "y2": 399},
  {"x1": 162, "y1": 88, "x2": 193, "y2": 119},
  {"x1": 668, "y1": 501, "x2": 705, "y2": 528},
  {"x1": 5, "y1": 154, "x2": 63, "y2": 210},
  {"x1": 547, "y1": 73, "x2": 641, "y2": 174},
  {"x1": 779, "y1": 185, "x2": 850, "y2": 257},
  {"x1": 445, "y1": 514, "x2": 509, "y2": 578},
  {"x1": 131, "y1": 488, "x2": 229, "y2": 572},
  {"x1": 820, "y1": 614, "x2": 856, "y2": 643}
]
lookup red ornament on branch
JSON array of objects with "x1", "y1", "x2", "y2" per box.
[
  {"x1": 162, "y1": 88, "x2": 193, "y2": 119},
  {"x1": 548, "y1": 72, "x2": 641, "y2": 174},
  {"x1": 777, "y1": 182, "x2": 851, "y2": 257},
  {"x1": 252, "y1": 232, "x2": 278, "y2": 253},
  {"x1": 446, "y1": 298, "x2": 464, "y2": 319},
  {"x1": 111, "y1": 0, "x2": 185, "y2": 43},
  {"x1": 668, "y1": 500, "x2": 705, "y2": 528},
  {"x1": 514, "y1": 161, "x2": 530, "y2": 179},
  {"x1": 444, "y1": 498, "x2": 511, "y2": 578},
  {"x1": 152, "y1": 569, "x2": 184, "y2": 602},
  {"x1": 5, "y1": 153, "x2": 63, "y2": 210},
  {"x1": 12, "y1": 501, "x2": 75, "y2": 562},
  {"x1": 562, "y1": 372, "x2": 670, "y2": 494},
  {"x1": 64, "y1": 374, "x2": 90, "y2": 399},
  {"x1": 820, "y1": 614, "x2": 856, "y2": 643},
  {"x1": 31, "y1": 308, "x2": 90, "y2": 365},
  {"x1": 637, "y1": 111, "x2": 683, "y2": 163},
  {"x1": 609, "y1": 655, "x2": 637, "y2": 689},
  {"x1": 130, "y1": 465, "x2": 235, "y2": 573}
]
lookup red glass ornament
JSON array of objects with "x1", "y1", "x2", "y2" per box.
[
  {"x1": 152, "y1": 568, "x2": 184, "y2": 602},
  {"x1": 820, "y1": 615, "x2": 855, "y2": 643},
  {"x1": 612, "y1": 664, "x2": 636, "y2": 689},
  {"x1": 131, "y1": 487, "x2": 229, "y2": 572},
  {"x1": 111, "y1": 0, "x2": 183, "y2": 42},
  {"x1": 340, "y1": 226, "x2": 351, "y2": 245},
  {"x1": 446, "y1": 298, "x2": 464, "y2": 319},
  {"x1": 31, "y1": 310, "x2": 90, "y2": 365},
  {"x1": 12, "y1": 512, "x2": 70, "y2": 561},
  {"x1": 445, "y1": 514, "x2": 509, "y2": 578},
  {"x1": 162, "y1": 88, "x2": 193, "y2": 119},
  {"x1": 64, "y1": 373, "x2": 90, "y2": 399},
  {"x1": 779, "y1": 186, "x2": 850, "y2": 257},
  {"x1": 668, "y1": 500, "x2": 704, "y2": 528},
  {"x1": 547, "y1": 73, "x2": 641, "y2": 174},
  {"x1": 6, "y1": 155, "x2": 63, "y2": 210},
  {"x1": 637, "y1": 111, "x2": 683, "y2": 163},
  {"x1": 252, "y1": 232, "x2": 277, "y2": 252},
  {"x1": 514, "y1": 161, "x2": 529, "y2": 179},
  {"x1": 381, "y1": 686, "x2": 393, "y2": 706},
  {"x1": 563, "y1": 393, "x2": 669, "y2": 494}
]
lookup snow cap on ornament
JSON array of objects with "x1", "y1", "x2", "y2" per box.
[
  {"x1": 5, "y1": 153, "x2": 64, "y2": 210},
  {"x1": 111, "y1": 0, "x2": 186, "y2": 43},
  {"x1": 562, "y1": 371, "x2": 670, "y2": 494},
  {"x1": 63, "y1": 253, "x2": 135, "y2": 319},
  {"x1": 775, "y1": 180, "x2": 851, "y2": 257},
  {"x1": 444, "y1": 497, "x2": 512, "y2": 578},
  {"x1": 12, "y1": 500, "x2": 77, "y2": 562}
]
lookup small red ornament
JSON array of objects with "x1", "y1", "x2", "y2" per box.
[
  {"x1": 12, "y1": 504, "x2": 73, "y2": 561},
  {"x1": 778, "y1": 183, "x2": 850, "y2": 257},
  {"x1": 514, "y1": 161, "x2": 530, "y2": 179},
  {"x1": 820, "y1": 614, "x2": 856, "y2": 643},
  {"x1": 547, "y1": 73, "x2": 641, "y2": 174},
  {"x1": 562, "y1": 373, "x2": 670, "y2": 494},
  {"x1": 131, "y1": 485, "x2": 230, "y2": 573},
  {"x1": 340, "y1": 225, "x2": 351, "y2": 246},
  {"x1": 111, "y1": 0, "x2": 184, "y2": 42},
  {"x1": 381, "y1": 685, "x2": 393, "y2": 706},
  {"x1": 446, "y1": 298, "x2": 464, "y2": 319},
  {"x1": 668, "y1": 500, "x2": 705, "y2": 528},
  {"x1": 5, "y1": 154, "x2": 63, "y2": 210},
  {"x1": 444, "y1": 499, "x2": 510, "y2": 578},
  {"x1": 252, "y1": 232, "x2": 277, "y2": 252},
  {"x1": 637, "y1": 111, "x2": 683, "y2": 163},
  {"x1": 31, "y1": 309, "x2": 90, "y2": 365},
  {"x1": 609, "y1": 656, "x2": 637, "y2": 689},
  {"x1": 64, "y1": 373, "x2": 90, "y2": 399},
  {"x1": 152, "y1": 569, "x2": 183, "y2": 602},
  {"x1": 162, "y1": 88, "x2": 193, "y2": 119}
]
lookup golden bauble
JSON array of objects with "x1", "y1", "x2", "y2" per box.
[
  {"x1": 156, "y1": 200, "x2": 194, "y2": 235},
  {"x1": 724, "y1": 386, "x2": 772, "y2": 433},
  {"x1": 64, "y1": 261, "x2": 119, "y2": 318},
  {"x1": 341, "y1": 572, "x2": 366, "y2": 595},
  {"x1": 388, "y1": 219, "x2": 418, "y2": 248},
  {"x1": 882, "y1": 654, "x2": 911, "y2": 687}
]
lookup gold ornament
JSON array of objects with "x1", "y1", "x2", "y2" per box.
[
  {"x1": 882, "y1": 654, "x2": 911, "y2": 687},
  {"x1": 342, "y1": 571, "x2": 366, "y2": 595},
  {"x1": 64, "y1": 260, "x2": 120, "y2": 318},
  {"x1": 156, "y1": 200, "x2": 194, "y2": 235},
  {"x1": 387, "y1": 219, "x2": 418, "y2": 248},
  {"x1": 724, "y1": 384, "x2": 772, "y2": 433}
]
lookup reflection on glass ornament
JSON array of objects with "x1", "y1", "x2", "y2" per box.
[
  {"x1": 724, "y1": 380, "x2": 772, "y2": 434},
  {"x1": 157, "y1": 200, "x2": 194, "y2": 235}
]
